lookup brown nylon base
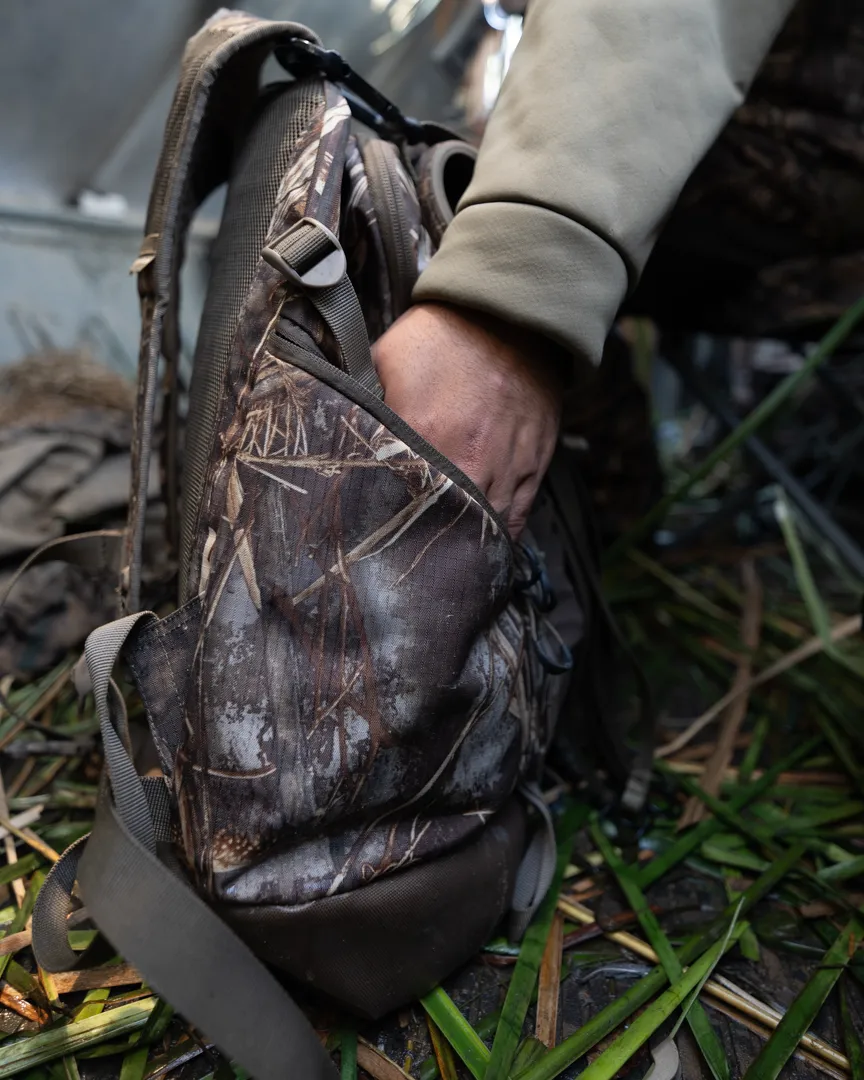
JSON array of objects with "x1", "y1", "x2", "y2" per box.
[{"x1": 218, "y1": 799, "x2": 525, "y2": 1018}]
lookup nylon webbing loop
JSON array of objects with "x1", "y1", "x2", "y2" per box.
[
  {"x1": 263, "y1": 218, "x2": 383, "y2": 398},
  {"x1": 31, "y1": 780, "x2": 171, "y2": 974},
  {"x1": 85, "y1": 614, "x2": 159, "y2": 853},
  {"x1": 31, "y1": 609, "x2": 340, "y2": 1080},
  {"x1": 125, "y1": 15, "x2": 322, "y2": 613},
  {"x1": 78, "y1": 798, "x2": 339, "y2": 1080},
  {"x1": 31, "y1": 833, "x2": 89, "y2": 972},
  {"x1": 509, "y1": 782, "x2": 557, "y2": 940}
]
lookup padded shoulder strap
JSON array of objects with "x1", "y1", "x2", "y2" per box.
[{"x1": 124, "y1": 11, "x2": 320, "y2": 613}]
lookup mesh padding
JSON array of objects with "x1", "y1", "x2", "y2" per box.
[{"x1": 180, "y1": 80, "x2": 324, "y2": 600}]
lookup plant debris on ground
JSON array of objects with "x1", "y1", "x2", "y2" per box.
[{"x1": 1, "y1": 305, "x2": 864, "y2": 1079}]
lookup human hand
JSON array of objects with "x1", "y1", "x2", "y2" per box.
[{"x1": 372, "y1": 303, "x2": 564, "y2": 538}]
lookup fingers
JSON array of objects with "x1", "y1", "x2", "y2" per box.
[
  {"x1": 374, "y1": 302, "x2": 563, "y2": 539},
  {"x1": 486, "y1": 431, "x2": 557, "y2": 538}
]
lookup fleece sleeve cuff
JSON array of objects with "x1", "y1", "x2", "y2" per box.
[{"x1": 413, "y1": 200, "x2": 630, "y2": 369}]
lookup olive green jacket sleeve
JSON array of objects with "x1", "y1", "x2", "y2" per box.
[{"x1": 413, "y1": 0, "x2": 795, "y2": 367}]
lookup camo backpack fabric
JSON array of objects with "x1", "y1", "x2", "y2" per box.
[{"x1": 29, "y1": 13, "x2": 648, "y2": 1078}]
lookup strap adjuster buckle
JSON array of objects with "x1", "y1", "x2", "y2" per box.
[{"x1": 261, "y1": 217, "x2": 346, "y2": 290}]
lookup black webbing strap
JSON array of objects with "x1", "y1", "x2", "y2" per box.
[
  {"x1": 31, "y1": 613, "x2": 339, "y2": 1080},
  {"x1": 545, "y1": 453, "x2": 654, "y2": 811},
  {"x1": 33, "y1": 795, "x2": 337, "y2": 1080},
  {"x1": 125, "y1": 12, "x2": 321, "y2": 612}
]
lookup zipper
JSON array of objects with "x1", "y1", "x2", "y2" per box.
[
  {"x1": 361, "y1": 139, "x2": 417, "y2": 322},
  {"x1": 269, "y1": 320, "x2": 512, "y2": 542},
  {"x1": 273, "y1": 319, "x2": 332, "y2": 363}
]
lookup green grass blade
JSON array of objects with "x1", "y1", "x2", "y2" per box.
[
  {"x1": 627, "y1": 551, "x2": 732, "y2": 622},
  {"x1": 72, "y1": 989, "x2": 111, "y2": 1023},
  {"x1": 339, "y1": 1027, "x2": 357, "y2": 1080},
  {"x1": 774, "y1": 492, "x2": 833, "y2": 646},
  {"x1": 657, "y1": 769, "x2": 774, "y2": 851},
  {"x1": 484, "y1": 802, "x2": 586, "y2": 1080},
  {"x1": 0, "y1": 875, "x2": 40, "y2": 981},
  {"x1": 818, "y1": 854, "x2": 864, "y2": 883},
  {"x1": 48, "y1": 1058, "x2": 81, "y2": 1080},
  {"x1": 743, "y1": 912, "x2": 863, "y2": 1079},
  {"x1": 118, "y1": 1047, "x2": 148, "y2": 1080},
  {"x1": 0, "y1": 853, "x2": 41, "y2": 887},
  {"x1": 591, "y1": 821, "x2": 730, "y2": 1080},
  {"x1": 512, "y1": 1037, "x2": 546, "y2": 1074},
  {"x1": 639, "y1": 736, "x2": 821, "y2": 887},
  {"x1": 427, "y1": 1016, "x2": 458, "y2": 1080},
  {"x1": 739, "y1": 717, "x2": 769, "y2": 784},
  {"x1": 129, "y1": 997, "x2": 173, "y2": 1048},
  {"x1": 700, "y1": 838, "x2": 768, "y2": 873},
  {"x1": 513, "y1": 846, "x2": 802, "y2": 1080},
  {"x1": 779, "y1": 800, "x2": 864, "y2": 833},
  {"x1": 575, "y1": 922, "x2": 747, "y2": 1080},
  {"x1": 724, "y1": 875, "x2": 760, "y2": 961},
  {"x1": 606, "y1": 295, "x2": 864, "y2": 561},
  {"x1": 840, "y1": 978, "x2": 864, "y2": 1080},
  {"x1": 815, "y1": 921, "x2": 864, "y2": 998},
  {"x1": 420, "y1": 987, "x2": 489, "y2": 1080},
  {"x1": 774, "y1": 498, "x2": 864, "y2": 682},
  {"x1": 417, "y1": 1010, "x2": 502, "y2": 1080},
  {"x1": 818, "y1": 713, "x2": 864, "y2": 796},
  {"x1": 661, "y1": 763, "x2": 860, "y2": 914},
  {"x1": 0, "y1": 999, "x2": 157, "y2": 1077},
  {"x1": 670, "y1": 900, "x2": 743, "y2": 1040}
]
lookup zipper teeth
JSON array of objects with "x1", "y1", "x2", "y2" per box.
[
  {"x1": 365, "y1": 141, "x2": 415, "y2": 314},
  {"x1": 274, "y1": 324, "x2": 446, "y2": 466},
  {"x1": 271, "y1": 323, "x2": 510, "y2": 537}
]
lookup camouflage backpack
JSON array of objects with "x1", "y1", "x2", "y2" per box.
[{"x1": 29, "y1": 13, "x2": 650, "y2": 1078}]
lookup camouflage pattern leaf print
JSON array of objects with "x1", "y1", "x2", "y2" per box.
[
  {"x1": 129, "y1": 74, "x2": 555, "y2": 910},
  {"x1": 180, "y1": 353, "x2": 541, "y2": 905}
]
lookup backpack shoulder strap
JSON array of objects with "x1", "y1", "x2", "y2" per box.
[
  {"x1": 124, "y1": 11, "x2": 320, "y2": 613},
  {"x1": 32, "y1": 614, "x2": 339, "y2": 1080}
]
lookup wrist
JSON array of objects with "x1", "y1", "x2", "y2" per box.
[{"x1": 413, "y1": 301, "x2": 569, "y2": 407}]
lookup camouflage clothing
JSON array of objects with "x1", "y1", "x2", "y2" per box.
[{"x1": 633, "y1": 0, "x2": 864, "y2": 338}]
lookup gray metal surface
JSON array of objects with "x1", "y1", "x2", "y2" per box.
[
  {"x1": 0, "y1": 206, "x2": 212, "y2": 372},
  {"x1": 0, "y1": 0, "x2": 454, "y2": 212},
  {"x1": 0, "y1": 0, "x2": 462, "y2": 371},
  {"x1": 0, "y1": 0, "x2": 216, "y2": 210}
]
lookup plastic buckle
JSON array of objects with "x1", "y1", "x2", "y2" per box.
[
  {"x1": 275, "y1": 37, "x2": 426, "y2": 145},
  {"x1": 261, "y1": 217, "x2": 347, "y2": 290},
  {"x1": 276, "y1": 38, "x2": 350, "y2": 82}
]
